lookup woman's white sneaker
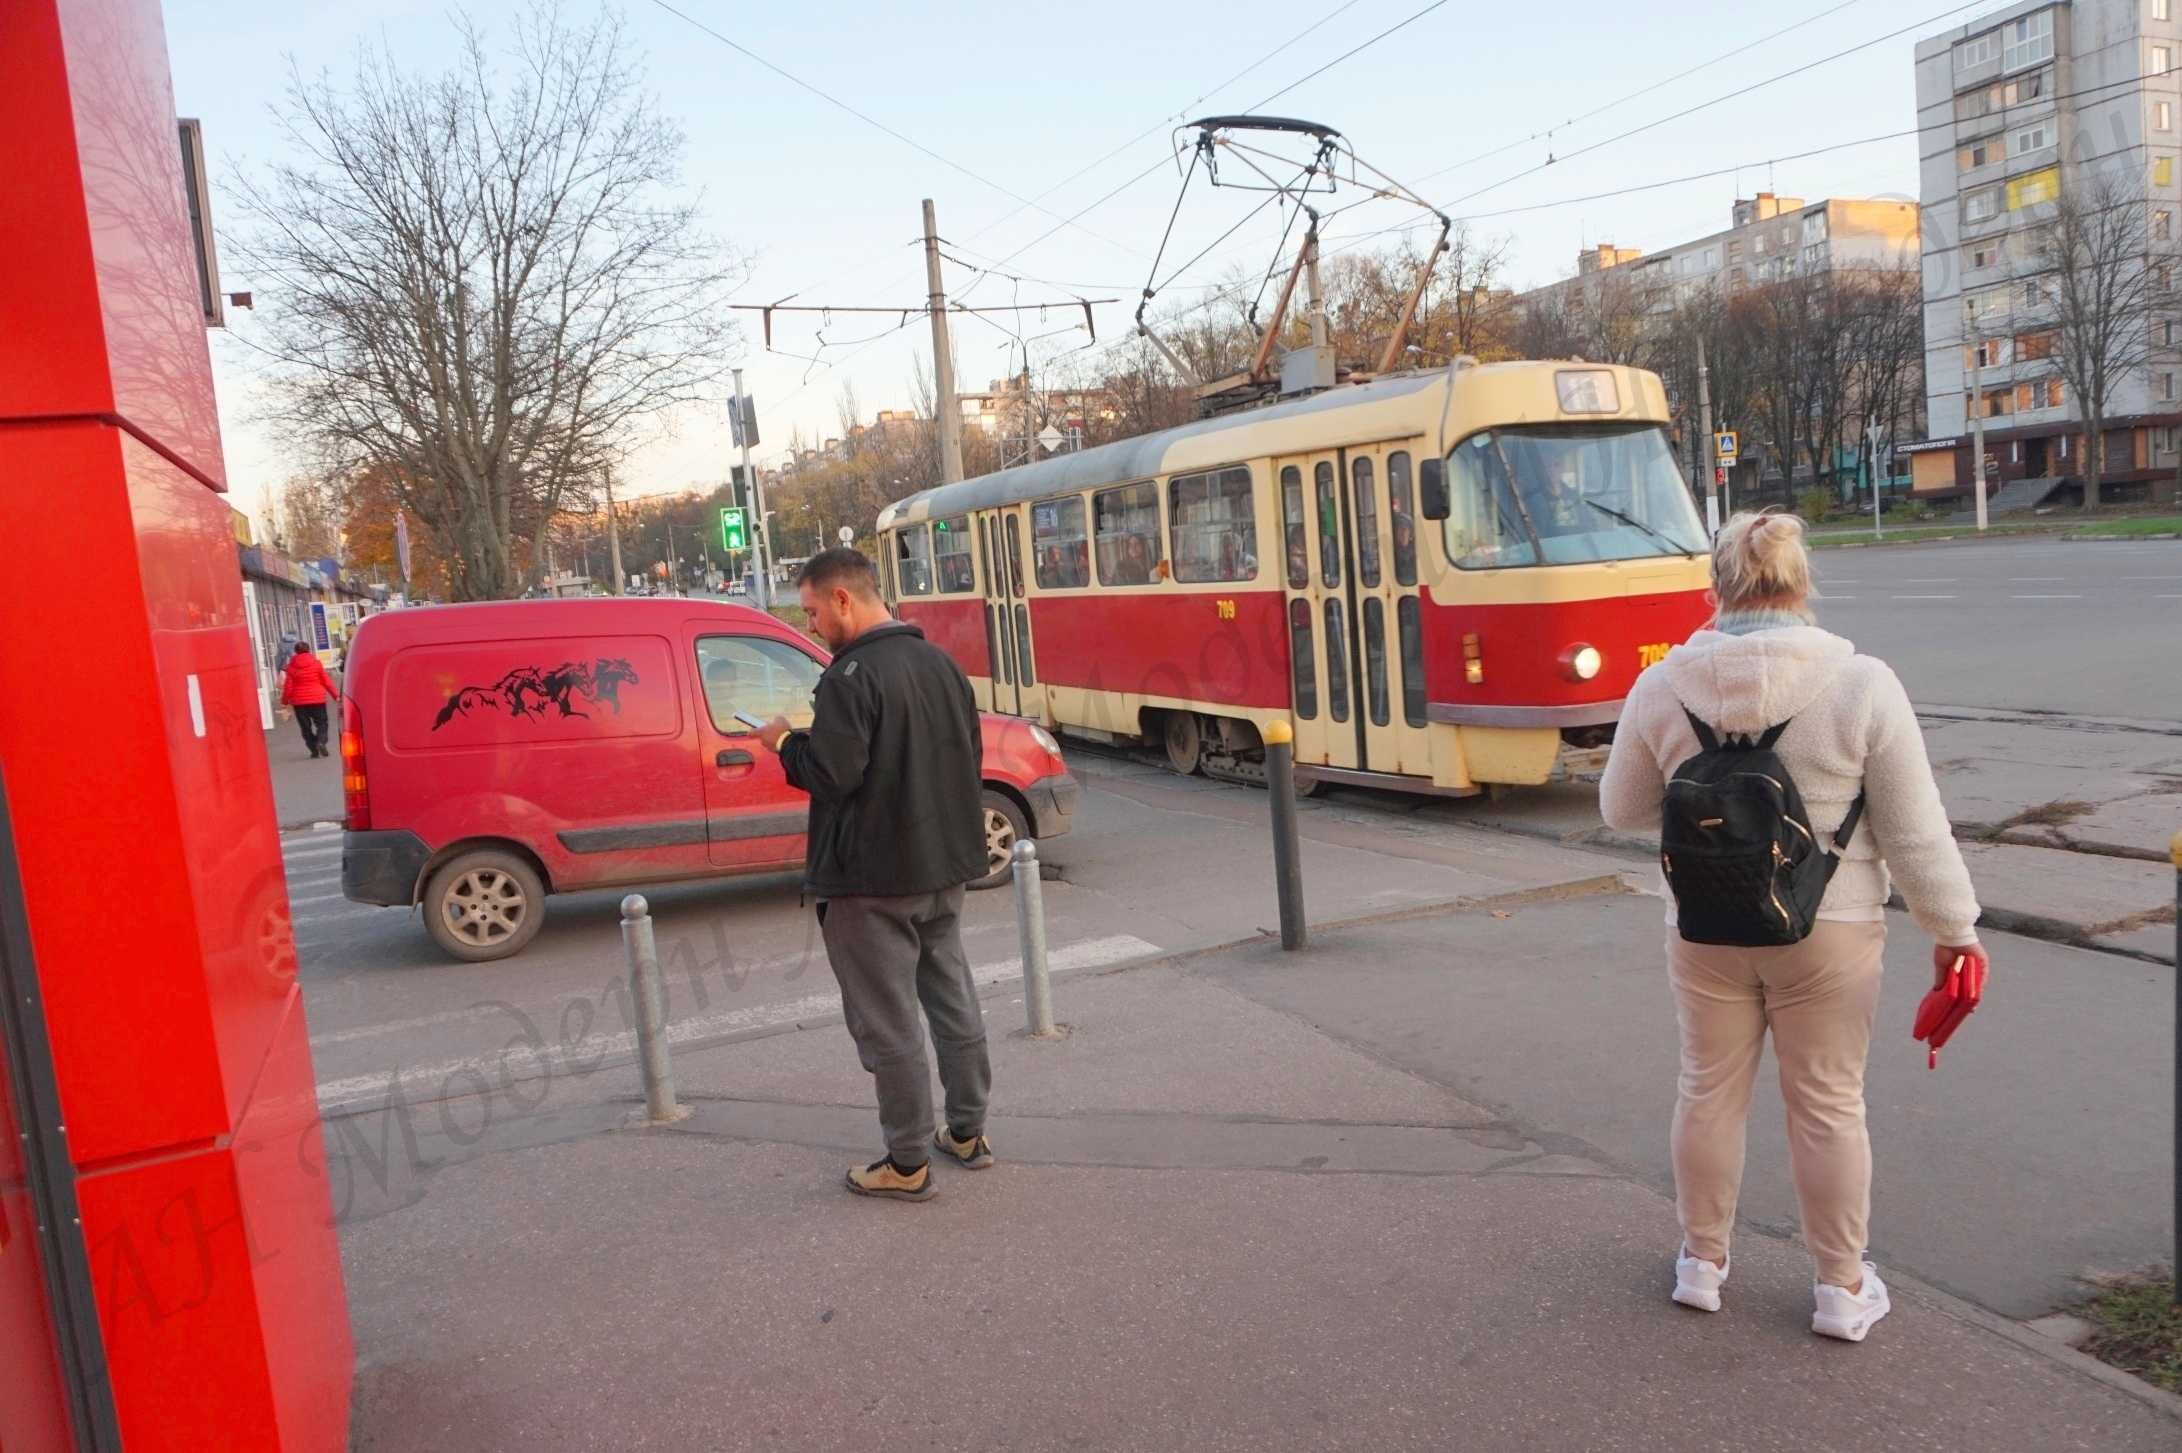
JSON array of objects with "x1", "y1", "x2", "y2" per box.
[
  {"x1": 1672, "y1": 1248, "x2": 1729, "y2": 1312},
  {"x1": 1812, "y1": 1263, "x2": 1890, "y2": 1342}
]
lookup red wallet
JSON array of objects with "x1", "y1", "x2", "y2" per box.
[{"x1": 1912, "y1": 952, "x2": 1988, "y2": 1068}]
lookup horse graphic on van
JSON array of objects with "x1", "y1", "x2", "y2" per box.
[{"x1": 432, "y1": 658, "x2": 640, "y2": 730}]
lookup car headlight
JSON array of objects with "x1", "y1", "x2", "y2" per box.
[
  {"x1": 1559, "y1": 644, "x2": 1604, "y2": 682},
  {"x1": 1029, "y1": 724, "x2": 1062, "y2": 756}
]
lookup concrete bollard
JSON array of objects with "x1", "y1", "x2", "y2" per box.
[
  {"x1": 1012, "y1": 839, "x2": 1057, "y2": 1037},
  {"x1": 619, "y1": 894, "x2": 684, "y2": 1123},
  {"x1": 1263, "y1": 720, "x2": 1306, "y2": 950}
]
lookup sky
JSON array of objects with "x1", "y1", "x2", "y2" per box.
[{"x1": 164, "y1": 0, "x2": 1998, "y2": 529}]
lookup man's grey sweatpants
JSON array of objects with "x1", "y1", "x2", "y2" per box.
[{"x1": 818, "y1": 886, "x2": 991, "y2": 1167}]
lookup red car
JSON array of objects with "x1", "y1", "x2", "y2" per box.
[{"x1": 337, "y1": 597, "x2": 1077, "y2": 961}]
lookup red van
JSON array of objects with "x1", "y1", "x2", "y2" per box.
[{"x1": 337, "y1": 598, "x2": 1077, "y2": 961}]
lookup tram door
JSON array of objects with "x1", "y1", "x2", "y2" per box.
[
  {"x1": 1277, "y1": 444, "x2": 1432, "y2": 777},
  {"x1": 976, "y1": 507, "x2": 1037, "y2": 718}
]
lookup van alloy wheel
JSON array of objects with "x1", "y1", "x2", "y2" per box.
[
  {"x1": 441, "y1": 867, "x2": 528, "y2": 947},
  {"x1": 971, "y1": 788, "x2": 1032, "y2": 891}
]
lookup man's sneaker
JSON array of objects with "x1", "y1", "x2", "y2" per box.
[
  {"x1": 846, "y1": 1158, "x2": 934, "y2": 1200},
  {"x1": 1672, "y1": 1248, "x2": 1729, "y2": 1312},
  {"x1": 1812, "y1": 1263, "x2": 1891, "y2": 1342},
  {"x1": 935, "y1": 1126, "x2": 995, "y2": 1169}
]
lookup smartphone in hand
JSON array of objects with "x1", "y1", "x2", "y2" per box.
[{"x1": 733, "y1": 710, "x2": 768, "y2": 732}]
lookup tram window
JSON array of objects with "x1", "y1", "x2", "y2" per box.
[
  {"x1": 1323, "y1": 598, "x2": 1350, "y2": 723},
  {"x1": 1031, "y1": 496, "x2": 1091, "y2": 589},
  {"x1": 1170, "y1": 465, "x2": 1258, "y2": 583},
  {"x1": 1445, "y1": 424, "x2": 1706, "y2": 569},
  {"x1": 1398, "y1": 596, "x2": 1427, "y2": 727},
  {"x1": 979, "y1": 518, "x2": 995, "y2": 595},
  {"x1": 1004, "y1": 514, "x2": 1026, "y2": 595},
  {"x1": 1315, "y1": 461, "x2": 1341, "y2": 588},
  {"x1": 1281, "y1": 465, "x2": 1308, "y2": 589},
  {"x1": 986, "y1": 603, "x2": 1008, "y2": 685},
  {"x1": 934, "y1": 516, "x2": 975, "y2": 593},
  {"x1": 1353, "y1": 457, "x2": 1381, "y2": 588},
  {"x1": 881, "y1": 544, "x2": 898, "y2": 603},
  {"x1": 1288, "y1": 598, "x2": 1317, "y2": 719},
  {"x1": 1388, "y1": 452, "x2": 1418, "y2": 587},
  {"x1": 1094, "y1": 482, "x2": 1165, "y2": 586},
  {"x1": 1015, "y1": 603, "x2": 1035, "y2": 685},
  {"x1": 1362, "y1": 597, "x2": 1389, "y2": 726},
  {"x1": 896, "y1": 524, "x2": 934, "y2": 595}
]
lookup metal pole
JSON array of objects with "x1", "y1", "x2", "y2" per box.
[
  {"x1": 2172, "y1": 831, "x2": 2181, "y2": 1304},
  {"x1": 1870, "y1": 416, "x2": 1884, "y2": 540},
  {"x1": 732, "y1": 366, "x2": 772, "y2": 608},
  {"x1": 1697, "y1": 334, "x2": 1720, "y2": 536},
  {"x1": 1968, "y1": 361, "x2": 1990, "y2": 532},
  {"x1": 619, "y1": 894, "x2": 684, "y2": 1123},
  {"x1": 924, "y1": 199, "x2": 966, "y2": 485},
  {"x1": 1011, "y1": 839, "x2": 1056, "y2": 1036},
  {"x1": 603, "y1": 470, "x2": 625, "y2": 595},
  {"x1": 1264, "y1": 721, "x2": 1307, "y2": 950}
]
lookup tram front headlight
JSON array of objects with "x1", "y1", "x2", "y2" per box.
[{"x1": 1559, "y1": 644, "x2": 1605, "y2": 682}]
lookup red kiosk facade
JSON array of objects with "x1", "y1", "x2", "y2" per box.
[{"x1": 1, "y1": 1, "x2": 353, "y2": 1447}]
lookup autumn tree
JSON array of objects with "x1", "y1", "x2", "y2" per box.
[
  {"x1": 233, "y1": 3, "x2": 736, "y2": 599},
  {"x1": 2038, "y1": 171, "x2": 2166, "y2": 508}
]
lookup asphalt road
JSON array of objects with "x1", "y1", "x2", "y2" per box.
[{"x1": 1806, "y1": 535, "x2": 2182, "y2": 720}]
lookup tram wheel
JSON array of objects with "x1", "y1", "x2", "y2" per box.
[{"x1": 1162, "y1": 711, "x2": 1203, "y2": 776}]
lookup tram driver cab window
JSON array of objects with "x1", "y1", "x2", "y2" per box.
[
  {"x1": 1445, "y1": 425, "x2": 1706, "y2": 569},
  {"x1": 895, "y1": 524, "x2": 935, "y2": 595}
]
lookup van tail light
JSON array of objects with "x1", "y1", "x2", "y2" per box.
[{"x1": 340, "y1": 696, "x2": 370, "y2": 830}]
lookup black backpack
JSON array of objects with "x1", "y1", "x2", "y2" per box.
[{"x1": 1661, "y1": 710, "x2": 1866, "y2": 947}]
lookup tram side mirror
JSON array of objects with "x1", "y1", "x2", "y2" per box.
[{"x1": 1419, "y1": 458, "x2": 1451, "y2": 521}]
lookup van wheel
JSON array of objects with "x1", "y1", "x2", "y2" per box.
[
  {"x1": 971, "y1": 789, "x2": 1030, "y2": 891},
  {"x1": 423, "y1": 850, "x2": 545, "y2": 962}
]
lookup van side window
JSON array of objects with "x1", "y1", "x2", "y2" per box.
[{"x1": 696, "y1": 636, "x2": 824, "y2": 734}]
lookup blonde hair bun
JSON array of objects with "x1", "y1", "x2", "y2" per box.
[{"x1": 1711, "y1": 510, "x2": 1814, "y2": 613}]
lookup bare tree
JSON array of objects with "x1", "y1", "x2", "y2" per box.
[
  {"x1": 2038, "y1": 172, "x2": 2162, "y2": 509},
  {"x1": 233, "y1": 4, "x2": 737, "y2": 599}
]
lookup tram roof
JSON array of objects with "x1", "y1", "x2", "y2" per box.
[{"x1": 876, "y1": 370, "x2": 1449, "y2": 531}]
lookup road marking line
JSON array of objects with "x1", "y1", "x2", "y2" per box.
[
  {"x1": 288, "y1": 890, "x2": 349, "y2": 907},
  {"x1": 283, "y1": 842, "x2": 344, "y2": 862},
  {"x1": 1824, "y1": 595, "x2": 1858, "y2": 601},
  {"x1": 1891, "y1": 594, "x2": 1957, "y2": 600},
  {"x1": 312, "y1": 933, "x2": 1159, "y2": 1108},
  {"x1": 1903, "y1": 577, "x2": 1959, "y2": 583},
  {"x1": 2010, "y1": 593, "x2": 2083, "y2": 599},
  {"x1": 2008, "y1": 577, "x2": 2066, "y2": 582}
]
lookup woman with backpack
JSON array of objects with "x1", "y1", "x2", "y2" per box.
[{"x1": 1600, "y1": 510, "x2": 1984, "y2": 1343}]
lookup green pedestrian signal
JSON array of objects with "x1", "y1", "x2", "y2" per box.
[{"x1": 720, "y1": 506, "x2": 746, "y2": 552}]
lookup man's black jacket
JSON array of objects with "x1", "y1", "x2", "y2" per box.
[{"x1": 780, "y1": 620, "x2": 985, "y2": 898}]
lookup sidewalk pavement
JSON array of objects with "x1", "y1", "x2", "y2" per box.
[
  {"x1": 266, "y1": 719, "x2": 345, "y2": 827},
  {"x1": 333, "y1": 883, "x2": 2180, "y2": 1451}
]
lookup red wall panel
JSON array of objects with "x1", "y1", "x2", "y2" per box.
[{"x1": 1027, "y1": 591, "x2": 1293, "y2": 709}]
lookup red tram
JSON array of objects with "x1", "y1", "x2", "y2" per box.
[{"x1": 876, "y1": 361, "x2": 1713, "y2": 794}]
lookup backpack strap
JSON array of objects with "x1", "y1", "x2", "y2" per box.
[
  {"x1": 1832, "y1": 790, "x2": 1868, "y2": 850},
  {"x1": 1756, "y1": 721, "x2": 1790, "y2": 750},
  {"x1": 1681, "y1": 709, "x2": 1720, "y2": 752}
]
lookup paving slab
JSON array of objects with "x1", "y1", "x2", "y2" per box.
[{"x1": 1957, "y1": 841, "x2": 2177, "y2": 958}]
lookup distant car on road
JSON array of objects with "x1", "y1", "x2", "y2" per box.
[{"x1": 337, "y1": 597, "x2": 1077, "y2": 960}]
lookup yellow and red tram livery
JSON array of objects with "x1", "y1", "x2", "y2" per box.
[{"x1": 875, "y1": 361, "x2": 1713, "y2": 794}]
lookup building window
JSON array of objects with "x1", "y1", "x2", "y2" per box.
[
  {"x1": 2159, "y1": 156, "x2": 2177, "y2": 188},
  {"x1": 1957, "y1": 30, "x2": 1999, "y2": 70},
  {"x1": 1030, "y1": 495, "x2": 1090, "y2": 589},
  {"x1": 2165, "y1": 318, "x2": 2178, "y2": 346},
  {"x1": 1966, "y1": 240, "x2": 2003, "y2": 271},
  {"x1": 1092, "y1": 482, "x2": 1163, "y2": 587},
  {"x1": 2163, "y1": 0, "x2": 2174, "y2": 22},
  {"x1": 1725, "y1": 239, "x2": 1741, "y2": 263},
  {"x1": 2047, "y1": 378, "x2": 2065, "y2": 408},
  {"x1": 2008, "y1": 70, "x2": 2048, "y2": 104},
  {"x1": 1965, "y1": 188, "x2": 1999, "y2": 224},
  {"x1": 2017, "y1": 328, "x2": 2058, "y2": 359},
  {"x1": 1960, "y1": 138, "x2": 2005, "y2": 171},
  {"x1": 2003, "y1": 11, "x2": 2053, "y2": 71},
  {"x1": 2160, "y1": 209, "x2": 2175, "y2": 240},
  {"x1": 2006, "y1": 166, "x2": 2061, "y2": 210},
  {"x1": 2162, "y1": 101, "x2": 2176, "y2": 132},
  {"x1": 2020, "y1": 278, "x2": 2044, "y2": 308},
  {"x1": 1966, "y1": 338, "x2": 2010, "y2": 369},
  {"x1": 2162, "y1": 263, "x2": 2178, "y2": 293},
  {"x1": 2158, "y1": 44, "x2": 2175, "y2": 75},
  {"x1": 2163, "y1": 373, "x2": 2177, "y2": 401},
  {"x1": 1169, "y1": 465, "x2": 1257, "y2": 583},
  {"x1": 2013, "y1": 124, "x2": 2051, "y2": 154},
  {"x1": 1983, "y1": 388, "x2": 2014, "y2": 417},
  {"x1": 932, "y1": 515, "x2": 975, "y2": 593}
]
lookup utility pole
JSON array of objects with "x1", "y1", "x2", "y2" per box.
[
  {"x1": 1867, "y1": 415, "x2": 1885, "y2": 540},
  {"x1": 731, "y1": 365, "x2": 772, "y2": 606},
  {"x1": 1966, "y1": 363, "x2": 1989, "y2": 532},
  {"x1": 1697, "y1": 334, "x2": 1720, "y2": 536},
  {"x1": 665, "y1": 515, "x2": 678, "y2": 596},
  {"x1": 603, "y1": 470, "x2": 626, "y2": 595},
  {"x1": 924, "y1": 198, "x2": 966, "y2": 484}
]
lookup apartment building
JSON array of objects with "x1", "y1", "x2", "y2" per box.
[{"x1": 1914, "y1": 0, "x2": 2182, "y2": 500}]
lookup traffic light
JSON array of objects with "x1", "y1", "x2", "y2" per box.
[{"x1": 720, "y1": 506, "x2": 747, "y2": 552}]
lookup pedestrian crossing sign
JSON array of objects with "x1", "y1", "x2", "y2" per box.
[{"x1": 1715, "y1": 431, "x2": 1739, "y2": 465}]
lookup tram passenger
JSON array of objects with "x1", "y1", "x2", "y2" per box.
[
  {"x1": 1286, "y1": 527, "x2": 1309, "y2": 585},
  {"x1": 1599, "y1": 511, "x2": 1985, "y2": 1343}
]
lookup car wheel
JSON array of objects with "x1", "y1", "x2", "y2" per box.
[
  {"x1": 1162, "y1": 711, "x2": 1203, "y2": 775},
  {"x1": 422, "y1": 849, "x2": 546, "y2": 962},
  {"x1": 970, "y1": 789, "x2": 1031, "y2": 891}
]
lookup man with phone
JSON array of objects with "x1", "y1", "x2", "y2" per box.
[{"x1": 752, "y1": 547, "x2": 992, "y2": 1200}]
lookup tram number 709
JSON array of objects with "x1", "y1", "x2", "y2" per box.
[
  {"x1": 1214, "y1": 599, "x2": 1237, "y2": 621},
  {"x1": 1636, "y1": 641, "x2": 1673, "y2": 669}
]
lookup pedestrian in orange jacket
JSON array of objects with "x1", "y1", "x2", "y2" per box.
[{"x1": 279, "y1": 643, "x2": 340, "y2": 758}]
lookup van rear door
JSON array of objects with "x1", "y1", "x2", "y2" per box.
[{"x1": 684, "y1": 623, "x2": 822, "y2": 870}]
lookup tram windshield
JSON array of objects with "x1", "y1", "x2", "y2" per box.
[{"x1": 1444, "y1": 423, "x2": 1705, "y2": 569}]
